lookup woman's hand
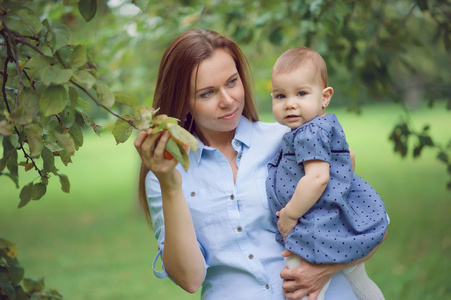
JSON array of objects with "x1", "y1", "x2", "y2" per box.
[
  {"x1": 134, "y1": 130, "x2": 180, "y2": 185},
  {"x1": 280, "y1": 250, "x2": 341, "y2": 300}
]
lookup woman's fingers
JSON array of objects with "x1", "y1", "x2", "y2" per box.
[
  {"x1": 134, "y1": 131, "x2": 149, "y2": 154},
  {"x1": 153, "y1": 130, "x2": 170, "y2": 157}
]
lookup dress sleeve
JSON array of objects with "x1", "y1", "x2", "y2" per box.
[
  {"x1": 145, "y1": 171, "x2": 208, "y2": 281},
  {"x1": 293, "y1": 123, "x2": 332, "y2": 164}
]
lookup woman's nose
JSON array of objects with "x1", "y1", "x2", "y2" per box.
[{"x1": 219, "y1": 89, "x2": 234, "y2": 107}]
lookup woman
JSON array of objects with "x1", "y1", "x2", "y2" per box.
[{"x1": 134, "y1": 28, "x2": 379, "y2": 299}]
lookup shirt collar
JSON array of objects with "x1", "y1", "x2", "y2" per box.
[{"x1": 193, "y1": 116, "x2": 253, "y2": 163}]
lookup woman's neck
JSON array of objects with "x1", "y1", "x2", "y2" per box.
[{"x1": 195, "y1": 127, "x2": 236, "y2": 150}]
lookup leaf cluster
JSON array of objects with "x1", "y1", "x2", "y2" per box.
[
  {"x1": 0, "y1": 0, "x2": 197, "y2": 206},
  {"x1": 0, "y1": 239, "x2": 62, "y2": 300}
]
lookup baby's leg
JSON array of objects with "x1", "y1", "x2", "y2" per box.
[
  {"x1": 284, "y1": 255, "x2": 330, "y2": 300},
  {"x1": 342, "y1": 262, "x2": 384, "y2": 300}
]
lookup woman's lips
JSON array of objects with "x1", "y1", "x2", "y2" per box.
[{"x1": 219, "y1": 108, "x2": 238, "y2": 120}]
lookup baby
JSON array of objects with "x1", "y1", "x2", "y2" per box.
[{"x1": 266, "y1": 47, "x2": 388, "y2": 300}]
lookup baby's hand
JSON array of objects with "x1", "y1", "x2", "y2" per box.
[{"x1": 276, "y1": 209, "x2": 299, "y2": 241}]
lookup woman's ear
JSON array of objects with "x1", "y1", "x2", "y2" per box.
[{"x1": 322, "y1": 87, "x2": 334, "y2": 109}]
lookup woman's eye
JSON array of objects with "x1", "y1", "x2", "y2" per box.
[
  {"x1": 201, "y1": 90, "x2": 214, "y2": 98},
  {"x1": 228, "y1": 78, "x2": 238, "y2": 86}
]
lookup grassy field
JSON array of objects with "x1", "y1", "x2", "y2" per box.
[{"x1": 1, "y1": 102, "x2": 450, "y2": 299}]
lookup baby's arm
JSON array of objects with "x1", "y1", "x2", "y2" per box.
[{"x1": 277, "y1": 160, "x2": 330, "y2": 240}]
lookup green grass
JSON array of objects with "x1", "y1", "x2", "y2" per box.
[{"x1": 1, "y1": 103, "x2": 450, "y2": 299}]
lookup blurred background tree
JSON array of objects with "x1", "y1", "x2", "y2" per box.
[
  {"x1": 1, "y1": 0, "x2": 450, "y2": 203},
  {"x1": 1, "y1": 1, "x2": 450, "y2": 299}
]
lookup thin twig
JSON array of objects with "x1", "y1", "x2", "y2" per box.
[{"x1": 69, "y1": 79, "x2": 138, "y2": 129}]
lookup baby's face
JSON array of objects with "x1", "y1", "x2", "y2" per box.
[{"x1": 271, "y1": 64, "x2": 327, "y2": 129}]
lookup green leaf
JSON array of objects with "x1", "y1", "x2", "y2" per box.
[
  {"x1": 58, "y1": 150, "x2": 72, "y2": 166},
  {"x1": 31, "y1": 183, "x2": 46, "y2": 200},
  {"x1": 113, "y1": 91, "x2": 140, "y2": 108},
  {"x1": 72, "y1": 70, "x2": 96, "y2": 89},
  {"x1": 41, "y1": 147, "x2": 57, "y2": 173},
  {"x1": 79, "y1": 110, "x2": 102, "y2": 135},
  {"x1": 0, "y1": 139, "x2": 16, "y2": 173},
  {"x1": 57, "y1": 173, "x2": 70, "y2": 193},
  {"x1": 40, "y1": 85, "x2": 68, "y2": 117},
  {"x1": 112, "y1": 118, "x2": 133, "y2": 144},
  {"x1": 26, "y1": 55, "x2": 55, "y2": 80},
  {"x1": 167, "y1": 122, "x2": 198, "y2": 151},
  {"x1": 24, "y1": 124, "x2": 43, "y2": 158},
  {"x1": 41, "y1": 65, "x2": 73, "y2": 86},
  {"x1": 2, "y1": 14, "x2": 30, "y2": 35},
  {"x1": 23, "y1": 277, "x2": 45, "y2": 293},
  {"x1": 52, "y1": 24, "x2": 71, "y2": 53},
  {"x1": 60, "y1": 106, "x2": 76, "y2": 128},
  {"x1": 18, "y1": 183, "x2": 33, "y2": 208},
  {"x1": 77, "y1": 97, "x2": 89, "y2": 111},
  {"x1": 7, "y1": 149, "x2": 18, "y2": 178},
  {"x1": 165, "y1": 138, "x2": 190, "y2": 171},
  {"x1": 16, "y1": 6, "x2": 42, "y2": 34},
  {"x1": 78, "y1": 0, "x2": 97, "y2": 22},
  {"x1": 8, "y1": 88, "x2": 40, "y2": 125},
  {"x1": 54, "y1": 131, "x2": 75, "y2": 157},
  {"x1": 95, "y1": 80, "x2": 115, "y2": 107},
  {"x1": 69, "y1": 122, "x2": 84, "y2": 150},
  {"x1": 69, "y1": 86, "x2": 79, "y2": 106},
  {"x1": 70, "y1": 44, "x2": 88, "y2": 69}
]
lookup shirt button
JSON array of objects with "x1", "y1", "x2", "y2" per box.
[
  {"x1": 190, "y1": 191, "x2": 196, "y2": 197},
  {"x1": 265, "y1": 283, "x2": 270, "y2": 289},
  {"x1": 237, "y1": 226, "x2": 242, "y2": 232},
  {"x1": 230, "y1": 194, "x2": 235, "y2": 200},
  {"x1": 238, "y1": 154, "x2": 242, "y2": 159},
  {"x1": 234, "y1": 141, "x2": 239, "y2": 146},
  {"x1": 248, "y1": 254, "x2": 254, "y2": 259}
]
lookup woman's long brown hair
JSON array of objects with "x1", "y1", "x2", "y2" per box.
[{"x1": 138, "y1": 29, "x2": 259, "y2": 224}]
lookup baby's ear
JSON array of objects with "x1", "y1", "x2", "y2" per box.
[{"x1": 322, "y1": 87, "x2": 334, "y2": 108}]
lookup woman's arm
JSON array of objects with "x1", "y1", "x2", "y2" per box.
[
  {"x1": 280, "y1": 232, "x2": 387, "y2": 300},
  {"x1": 277, "y1": 160, "x2": 330, "y2": 240},
  {"x1": 135, "y1": 130, "x2": 205, "y2": 293}
]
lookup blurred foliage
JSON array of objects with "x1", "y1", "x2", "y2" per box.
[
  {"x1": 0, "y1": 0, "x2": 450, "y2": 209},
  {"x1": 0, "y1": 238, "x2": 62, "y2": 299}
]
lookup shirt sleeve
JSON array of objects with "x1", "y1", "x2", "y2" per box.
[
  {"x1": 145, "y1": 171, "x2": 208, "y2": 281},
  {"x1": 293, "y1": 123, "x2": 332, "y2": 164}
]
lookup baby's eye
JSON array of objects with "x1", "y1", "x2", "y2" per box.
[
  {"x1": 274, "y1": 94, "x2": 285, "y2": 100},
  {"x1": 298, "y1": 91, "x2": 307, "y2": 97}
]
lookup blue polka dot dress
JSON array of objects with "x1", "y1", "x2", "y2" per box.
[{"x1": 266, "y1": 113, "x2": 388, "y2": 264}]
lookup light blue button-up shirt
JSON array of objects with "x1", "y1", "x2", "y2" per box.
[{"x1": 145, "y1": 117, "x2": 357, "y2": 299}]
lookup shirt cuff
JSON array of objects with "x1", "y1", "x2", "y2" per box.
[
  {"x1": 152, "y1": 243, "x2": 168, "y2": 279},
  {"x1": 152, "y1": 242, "x2": 209, "y2": 282}
]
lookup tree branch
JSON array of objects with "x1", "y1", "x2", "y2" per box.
[{"x1": 69, "y1": 79, "x2": 138, "y2": 130}]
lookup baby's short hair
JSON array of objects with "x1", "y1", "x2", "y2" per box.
[{"x1": 272, "y1": 47, "x2": 328, "y2": 87}]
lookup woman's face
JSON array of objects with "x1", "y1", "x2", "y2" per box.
[{"x1": 189, "y1": 49, "x2": 245, "y2": 139}]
